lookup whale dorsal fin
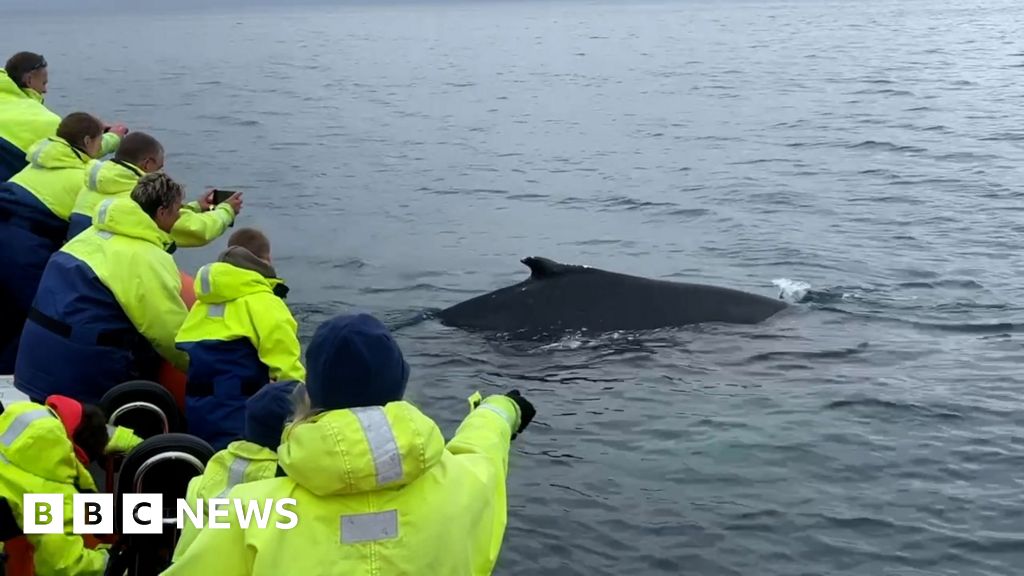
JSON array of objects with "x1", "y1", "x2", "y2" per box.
[{"x1": 521, "y1": 256, "x2": 577, "y2": 278}]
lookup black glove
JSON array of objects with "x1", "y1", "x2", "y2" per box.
[{"x1": 505, "y1": 390, "x2": 535, "y2": 439}]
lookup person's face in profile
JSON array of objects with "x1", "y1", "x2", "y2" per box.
[
  {"x1": 24, "y1": 66, "x2": 48, "y2": 94},
  {"x1": 84, "y1": 132, "x2": 103, "y2": 158},
  {"x1": 141, "y1": 150, "x2": 165, "y2": 174},
  {"x1": 155, "y1": 193, "x2": 183, "y2": 233}
]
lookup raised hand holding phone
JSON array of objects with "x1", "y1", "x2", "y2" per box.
[
  {"x1": 211, "y1": 189, "x2": 237, "y2": 205},
  {"x1": 217, "y1": 190, "x2": 244, "y2": 216}
]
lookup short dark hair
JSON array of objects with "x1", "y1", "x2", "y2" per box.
[
  {"x1": 228, "y1": 228, "x2": 271, "y2": 261},
  {"x1": 115, "y1": 132, "x2": 163, "y2": 166},
  {"x1": 56, "y1": 112, "x2": 104, "y2": 153},
  {"x1": 5, "y1": 52, "x2": 46, "y2": 89},
  {"x1": 74, "y1": 404, "x2": 109, "y2": 464},
  {"x1": 132, "y1": 172, "x2": 183, "y2": 218}
]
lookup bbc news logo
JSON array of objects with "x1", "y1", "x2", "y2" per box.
[{"x1": 23, "y1": 494, "x2": 298, "y2": 534}]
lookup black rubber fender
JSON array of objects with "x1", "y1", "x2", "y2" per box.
[
  {"x1": 99, "y1": 380, "x2": 182, "y2": 437},
  {"x1": 113, "y1": 433, "x2": 214, "y2": 533}
]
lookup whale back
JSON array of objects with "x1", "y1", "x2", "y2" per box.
[{"x1": 437, "y1": 256, "x2": 787, "y2": 336}]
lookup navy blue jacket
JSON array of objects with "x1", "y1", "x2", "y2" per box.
[{"x1": 0, "y1": 181, "x2": 68, "y2": 373}]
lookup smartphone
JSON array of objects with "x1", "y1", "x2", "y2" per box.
[{"x1": 211, "y1": 189, "x2": 236, "y2": 204}]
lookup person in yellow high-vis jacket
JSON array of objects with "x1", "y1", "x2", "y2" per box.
[
  {"x1": 163, "y1": 313, "x2": 536, "y2": 576},
  {"x1": 0, "y1": 112, "x2": 112, "y2": 374},
  {"x1": 0, "y1": 52, "x2": 125, "y2": 181},
  {"x1": 15, "y1": 174, "x2": 192, "y2": 405},
  {"x1": 66, "y1": 131, "x2": 243, "y2": 244},
  {"x1": 173, "y1": 380, "x2": 299, "y2": 561},
  {"x1": 176, "y1": 228, "x2": 305, "y2": 449},
  {"x1": 0, "y1": 395, "x2": 143, "y2": 576}
]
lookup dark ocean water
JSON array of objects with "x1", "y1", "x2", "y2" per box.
[{"x1": 6, "y1": 0, "x2": 1024, "y2": 573}]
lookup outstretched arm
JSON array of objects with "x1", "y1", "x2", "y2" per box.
[
  {"x1": 252, "y1": 296, "x2": 306, "y2": 383},
  {"x1": 170, "y1": 203, "x2": 236, "y2": 247},
  {"x1": 447, "y1": 395, "x2": 520, "y2": 477},
  {"x1": 99, "y1": 132, "x2": 120, "y2": 156}
]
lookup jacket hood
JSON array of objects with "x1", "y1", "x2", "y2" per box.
[
  {"x1": 278, "y1": 401, "x2": 444, "y2": 496},
  {"x1": 194, "y1": 253, "x2": 284, "y2": 305},
  {"x1": 26, "y1": 137, "x2": 90, "y2": 171},
  {"x1": 43, "y1": 395, "x2": 91, "y2": 465},
  {"x1": 190, "y1": 440, "x2": 279, "y2": 500},
  {"x1": 84, "y1": 159, "x2": 144, "y2": 198},
  {"x1": 0, "y1": 70, "x2": 42, "y2": 103},
  {"x1": 92, "y1": 197, "x2": 174, "y2": 250},
  {"x1": 227, "y1": 440, "x2": 280, "y2": 462},
  {"x1": 0, "y1": 402, "x2": 97, "y2": 489},
  {"x1": 220, "y1": 245, "x2": 278, "y2": 278}
]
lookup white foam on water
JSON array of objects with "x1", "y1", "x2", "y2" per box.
[
  {"x1": 539, "y1": 334, "x2": 587, "y2": 350},
  {"x1": 772, "y1": 278, "x2": 812, "y2": 303},
  {"x1": 536, "y1": 330, "x2": 643, "y2": 351}
]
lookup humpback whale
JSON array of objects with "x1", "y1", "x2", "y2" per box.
[{"x1": 437, "y1": 256, "x2": 788, "y2": 337}]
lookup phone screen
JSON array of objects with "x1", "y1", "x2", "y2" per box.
[{"x1": 212, "y1": 189, "x2": 236, "y2": 204}]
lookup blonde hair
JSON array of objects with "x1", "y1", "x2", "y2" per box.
[
  {"x1": 131, "y1": 172, "x2": 182, "y2": 218},
  {"x1": 284, "y1": 383, "x2": 323, "y2": 439}
]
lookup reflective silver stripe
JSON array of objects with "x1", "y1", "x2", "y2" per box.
[
  {"x1": 106, "y1": 425, "x2": 117, "y2": 437},
  {"x1": 216, "y1": 456, "x2": 251, "y2": 498},
  {"x1": 340, "y1": 510, "x2": 398, "y2": 544},
  {"x1": 96, "y1": 199, "x2": 113, "y2": 224},
  {"x1": 88, "y1": 161, "x2": 104, "y2": 190},
  {"x1": 0, "y1": 409, "x2": 53, "y2": 446},
  {"x1": 199, "y1": 266, "x2": 212, "y2": 295},
  {"x1": 30, "y1": 140, "x2": 50, "y2": 165},
  {"x1": 97, "y1": 231, "x2": 113, "y2": 240},
  {"x1": 351, "y1": 406, "x2": 403, "y2": 486},
  {"x1": 207, "y1": 303, "x2": 226, "y2": 318},
  {"x1": 479, "y1": 404, "x2": 516, "y2": 430}
]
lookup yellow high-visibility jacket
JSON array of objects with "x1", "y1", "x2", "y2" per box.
[
  {"x1": 172, "y1": 440, "x2": 280, "y2": 561},
  {"x1": 163, "y1": 396, "x2": 522, "y2": 576},
  {"x1": 67, "y1": 159, "x2": 234, "y2": 246},
  {"x1": 0, "y1": 402, "x2": 108, "y2": 576}
]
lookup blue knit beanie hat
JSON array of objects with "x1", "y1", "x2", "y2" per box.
[
  {"x1": 244, "y1": 381, "x2": 299, "y2": 449},
  {"x1": 304, "y1": 313, "x2": 409, "y2": 411}
]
